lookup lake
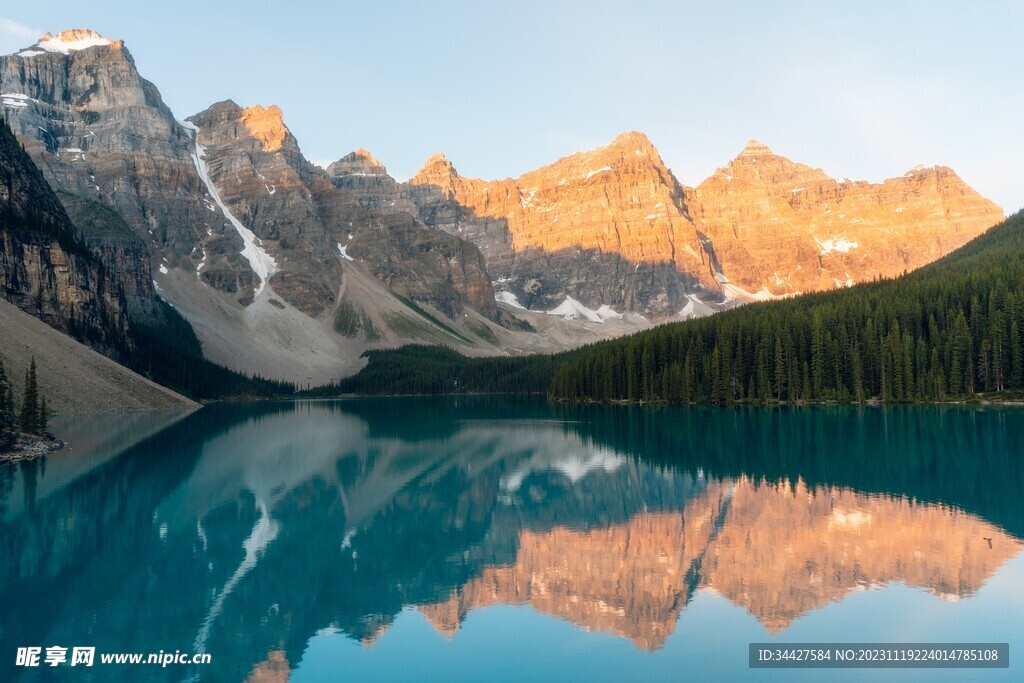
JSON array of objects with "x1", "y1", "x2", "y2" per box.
[{"x1": 1, "y1": 398, "x2": 1021, "y2": 682}]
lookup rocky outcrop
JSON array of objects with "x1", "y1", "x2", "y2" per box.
[
  {"x1": 0, "y1": 29, "x2": 253, "y2": 300},
  {"x1": 1, "y1": 28, "x2": 1005, "y2": 370},
  {"x1": 189, "y1": 100, "x2": 497, "y2": 319},
  {"x1": 687, "y1": 140, "x2": 1005, "y2": 297},
  {"x1": 405, "y1": 133, "x2": 715, "y2": 315},
  {"x1": 396, "y1": 135, "x2": 1002, "y2": 316},
  {"x1": 0, "y1": 116, "x2": 129, "y2": 352},
  {"x1": 1, "y1": 31, "x2": 500, "y2": 386},
  {"x1": 58, "y1": 192, "x2": 161, "y2": 321},
  {"x1": 186, "y1": 101, "x2": 337, "y2": 312},
  {"x1": 327, "y1": 149, "x2": 419, "y2": 215}
]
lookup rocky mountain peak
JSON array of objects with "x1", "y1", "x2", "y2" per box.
[
  {"x1": 411, "y1": 152, "x2": 458, "y2": 188},
  {"x1": 185, "y1": 99, "x2": 242, "y2": 127},
  {"x1": 350, "y1": 148, "x2": 383, "y2": 166},
  {"x1": 327, "y1": 148, "x2": 388, "y2": 177},
  {"x1": 16, "y1": 29, "x2": 117, "y2": 57},
  {"x1": 400, "y1": 130, "x2": 716, "y2": 314},
  {"x1": 0, "y1": 31, "x2": 216, "y2": 275},
  {"x1": 420, "y1": 151, "x2": 454, "y2": 171},
  {"x1": 689, "y1": 142, "x2": 1003, "y2": 298},
  {"x1": 712, "y1": 140, "x2": 831, "y2": 186},
  {"x1": 903, "y1": 164, "x2": 953, "y2": 179},
  {"x1": 737, "y1": 139, "x2": 774, "y2": 157},
  {"x1": 241, "y1": 104, "x2": 290, "y2": 152},
  {"x1": 605, "y1": 130, "x2": 658, "y2": 155}
]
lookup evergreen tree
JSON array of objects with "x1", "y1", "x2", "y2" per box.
[
  {"x1": 773, "y1": 337, "x2": 786, "y2": 402},
  {"x1": 37, "y1": 395, "x2": 48, "y2": 434},
  {"x1": 0, "y1": 358, "x2": 16, "y2": 450},
  {"x1": 20, "y1": 357, "x2": 39, "y2": 434}
]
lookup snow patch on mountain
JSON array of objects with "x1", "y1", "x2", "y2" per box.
[
  {"x1": 547, "y1": 296, "x2": 603, "y2": 323},
  {"x1": 182, "y1": 121, "x2": 277, "y2": 297},
  {"x1": 0, "y1": 93, "x2": 36, "y2": 110},
  {"x1": 815, "y1": 235, "x2": 859, "y2": 255},
  {"x1": 495, "y1": 291, "x2": 525, "y2": 309},
  {"x1": 30, "y1": 30, "x2": 113, "y2": 55},
  {"x1": 723, "y1": 283, "x2": 783, "y2": 303}
]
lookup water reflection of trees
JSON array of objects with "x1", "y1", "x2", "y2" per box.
[{"x1": 0, "y1": 400, "x2": 1020, "y2": 683}]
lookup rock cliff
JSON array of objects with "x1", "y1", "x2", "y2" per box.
[
  {"x1": 1, "y1": 28, "x2": 1006, "y2": 378},
  {"x1": 0, "y1": 116, "x2": 129, "y2": 352},
  {"x1": 687, "y1": 140, "x2": 1005, "y2": 297},
  {"x1": 1, "y1": 31, "x2": 502, "y2": 385},
  {"x1": 404, "y1": 132, "x2": 715, "y2": 315},
  {"x1": 187, "y1": 100, "x2": 497, "y2": 320},
  {"x1": 397, "y1": 135, "x2": 1002, "y2": 315},
  {"x1": 0, "y1": 29, "x2": 250, "y2": 295},
  {"x1": 327, "y1": 149, "x2": 418, "y2": 215}
]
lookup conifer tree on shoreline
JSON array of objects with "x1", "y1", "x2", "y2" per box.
[
  {"x1": 17, "y1": 357, "x2": 47, "y2": 436},
  {"x1": 0, "y1": 358, "x2": 16, "y2": 450}
]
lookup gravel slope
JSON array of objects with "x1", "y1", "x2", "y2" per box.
[{"x1": 0, "y1": 299, "x2": 198, "y2": 414}]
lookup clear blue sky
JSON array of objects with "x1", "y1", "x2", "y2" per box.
[{"x1": 2, "y1": 1, "x2": 1021, "y2": 212}]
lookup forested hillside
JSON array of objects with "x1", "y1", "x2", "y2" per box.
[
  {"x1": 549, "y1": 210, "x2": 1024, "y2": 403},
  {"x1": 313, "y1": 345, "x2": 559, "y2": 396},
  {"x1": 334, "y1": 210, "x2": 1024, "y2": 404}
]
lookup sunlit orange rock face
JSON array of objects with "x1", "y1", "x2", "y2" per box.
[
  {"x1": 404, "y1": 136, "x2": 1001, "y2": 313},
  {"x1": 687, "y1": 141, "x2": 1005, "y2": 296},
  {"x1": 241, "y1": 105, "x2": 289, "y2": 152},
  {"x1": 410, "y1": 132, "x2": 712, "y2": 283},
  {"x1": 407, "y1": 133, "x2": 717, "y2": 312},
  {"x1": 416, "y1": 479, "x2": 1019, "y2": 648}
]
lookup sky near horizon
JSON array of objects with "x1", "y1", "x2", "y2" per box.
[{"x1": 1, "y1": 2, "x2": 1021, "y2": 212}]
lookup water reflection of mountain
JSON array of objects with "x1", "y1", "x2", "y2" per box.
[
  {"x1": 565, "y1": 403, "x2": 1024, "y2": 539},
  {"x1": 0, "y1": 399, "x2": 1020, "y2": 682}
]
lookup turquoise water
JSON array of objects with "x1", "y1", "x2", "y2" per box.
[{"x1": 1, "y1": 399, "x2": 1021, "y2": 682}]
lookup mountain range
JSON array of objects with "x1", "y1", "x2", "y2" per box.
[{"x1": 0, "y1": 28, "x2": 1004, "y2": 391}]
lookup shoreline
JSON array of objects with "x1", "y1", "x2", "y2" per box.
[
  {"x1": 0, "y1": 433, "x2": 65, "y2": 463},
  {"x1": 290, "y1": 391, "x2": 1024, "y2": 407}
]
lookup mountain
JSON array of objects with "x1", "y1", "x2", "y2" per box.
[
  {"x1": 338, "y1": 209, "x2": 1024, "y2": 402},
  {"x1": 356, "y1": 134, "x2": 1000, "y2": 317},
  {"x1": 688, "y1": 140, "x2": 1004, "y2": 297},
  {"x1": 546, "y1": 208, "x2": 1024, "y2": 403},
  {"x1": 186, "y1": 100, "x2": 496, "y2": 320},
  {"x1": 402, "y1": 132, "x2": 715, "y2": 316},
  {"x1": 0, "y1": 30, "x2": 523, "y2": 384},
  {"x1": 0, "y1": 115, "x2": 130, "y2": 352},
  {"x1": 327, "y1": 148, "x2": 418, "y2": 215},
  {"x1": 1, "y1": 111, "x2": 294, "y2": 402},
  {"x1": 0, "y1": 29, "x2": 235, "y2": 290},
  {"x1": 1, "y1": 27, "x2": 1007, "y2": 389}
]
